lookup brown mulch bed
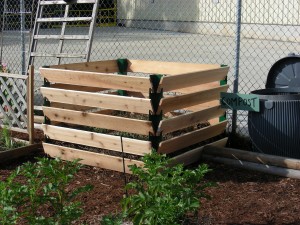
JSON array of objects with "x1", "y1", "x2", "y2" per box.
[{"x1": 1, "y1": 155, "x2": 300, "y2": 225}]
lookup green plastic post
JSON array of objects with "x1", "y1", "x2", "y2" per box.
[
  {"x1": 117, "y1": 58, "x2": 128, "y2": 96},
  {"x1": 117, "y1": 58, "x2": 128, "y2": 75},
  {"x1": 219, "y1": 113, "x2": 227, "y2": 122},
  {"x1": 149, "y1": 74, "x2": 164, "y2": 152},
  {"x1": 220, "y1": 64, "x2": 228, "y2": 86},
  {"x1": 220, "y1": 64, "x2": 228, "y2": 121},
  {"x1": 43, "y1": 77, "x2": 51, "y2": 125}
]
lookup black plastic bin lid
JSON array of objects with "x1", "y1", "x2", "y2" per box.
[{"x1": 266, "y1": 54, "x2": 300, "y2": 89}]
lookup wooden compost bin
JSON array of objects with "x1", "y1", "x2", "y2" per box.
[{"x1": 40, "y1": 59, "x2": 229, "y2": 173}]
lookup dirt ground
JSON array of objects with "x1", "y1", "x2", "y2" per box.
[{"x1": 1, "y1": 155, "x2": 300, "y2": 225}]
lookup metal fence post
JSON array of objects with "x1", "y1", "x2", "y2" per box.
[
  {"x1": 20, "y1": 0, "x2": 26, "y2": 75},
  {"x1": 232, "y1": 0, "x2": 242, "y2": 134}
]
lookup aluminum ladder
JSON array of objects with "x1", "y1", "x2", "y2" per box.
[{"x1": 28, "y1": 0, "x2": 100, "y2": 67}]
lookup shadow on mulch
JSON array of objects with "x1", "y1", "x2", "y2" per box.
[{"x1": 201, "y1": 160, "x2": 283, "y2": 184}]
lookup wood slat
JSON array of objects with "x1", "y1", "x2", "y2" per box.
[
  {"x1": 50, "y1": 102, "x2": 95, "y2": 112},
  {"x1": 34, "y1": 35, "x2": 89, "y2": 40},
  {"x1": 126, "y1": 91, "x2": 149, "y2": 99},
  {"x1": 41, "y1": 87, "x2": 152, "y2": 114},
  {"x1": 31, "y1": 53, "x2": 86, "y2": 58},
  {"x1": 203, "y1": 145, "x2": 300, "y2": 171},
  {"x1": 27, "y1": 66, "x2": 34, "y2": 144},
  {"x1": 170, "y1": 137, "x2": 228, "y2": 166},
  {"x1": 50, "y1": 102, "x2": 114, "y2": 115},
  {"x1": 128, "y1": 60, "x2": 221, "y2": 75},
  {"x1": 40, "y1": 68, "x2": 151, "y2": 92},
  {"x1": 158, "y1": 121, "x2": 227, "y2": 154},
  {"x1": 184, "y1": 100, "x2": 220, "y2": 112},
  {"x1": 174, "y1": 81, "x2": 220, "y2": 94},
  {"x1": 43, "y1": 143, "x2": 143, "y2": 173},
  {"x1": 0, "y1": 72, "x2": 27, "y2": 80},
  {"x1": 161, "y1": 67, "x2": 229, "y2": 92},
  {"x1": 43, "y1": 107, "x2": 154, "y2": 135},
  {"x1": 159, "y1": 105, "x2": 225, "y2": 134},
  {"x1": 37, "y1": 17, "x2": 92, "y2": 23},
  {"x1": 40, "y1": 0, "x2": 96, "y2": 5},
  {"x1": 0, "y1": 143, "x2": 43, "y2": 164},
  {"x1": 34, "y1": 115, "x2": 44, "y2": 124},
  {"x1": 159, "y1": 85, "x2": 229, "y2": 113},
  {"x1": 50, "y1": 83, "x2": 106, "y2": 92},
  {"x1": 42, "y1": 125, "x2": 151, "y2": 156},
  {"x1": 0, "y1": 125, "x2": 28, "y2": 134},
  {"x1": 50, "y1": 60, "x2": 119, "y2": 73}
]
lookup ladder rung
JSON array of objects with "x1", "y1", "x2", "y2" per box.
[
  {"x1": 40, "y1": 0, "x2": 96, "y2": 5},
  {"x1": 34, "y1": 35, "x2": 89, "y2": 40},
  {"x1": 31, "y1": 52, "x2": 86, "y2": 58},
  {"x1": 37, "y1": 17, "x2": 92, "y2": 23}
]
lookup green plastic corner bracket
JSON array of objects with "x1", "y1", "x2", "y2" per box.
[{"x1": 116, "y1": 58, "x2": 128, "y2": 96}]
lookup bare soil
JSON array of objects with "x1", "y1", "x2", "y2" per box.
[{"x1": 1, "y1": 154, "x2": 300, "y2": 225}]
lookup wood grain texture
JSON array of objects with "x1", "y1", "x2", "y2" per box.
[
  {"x1": 161, "y1": 67, "x2": 229, "y2": 92},
  {"x1": 159, "y1": 105, "x2": 225, "y2": 134},
  {"x1": 50, "y1": 59, "x2": 119, "y2": 73},
  {"x1": 50, "y1": 83, "x2": 106, "y2": 92},
  {"x1": 183, "y1": 100, "x2": 220, "y2": 112},
  {"x1": 40, "y1": 67, "x2": 151, "y2": 92},
  {"x1": 159, "y1": 85, "x2": 229, "y2": 113},
  {"x1": 43, "y1": 107, "x2": 154, "y2": 135},
  {"x1": 158, "y1": 121, "x2": 227, "y2": 154},
  {"x1": 0, "y1": 143, "x2": 43, "y2": 163},
  {"x1": 174, "y1": 81, "x2": 220, "y2": 94},
  {"x1": 27, "y1": 66, "x2": 34, "y2": 144},
  {"x1": 42, "y1": 125, "x2": 151, "y2": 156},
  {"x1": 41, "y1": 87, "x2": 152, "y2": 114},
  {"x1": 128, "y1": 60, "x2": 221, "y2": 75},
  {"x1": 43, "y1": 143, "x2": 144, "y2": 174},
  {"x1": 203, "y1": 146, "x2": 300, "y2": 171},
  {"x1": 170, "y1": 138, "x2": 228, "y2": 166}
]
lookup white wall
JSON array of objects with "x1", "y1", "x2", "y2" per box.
[
  {"x1": 117, "y1": 0, "x2": 300, "y2": 42},
  {"x1": 118, "y1": 0, "x2": 299, "y2": 25}
]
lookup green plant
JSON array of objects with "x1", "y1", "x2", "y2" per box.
[
  {"x1": 101, "y1": 214, "x2": 123, "y2": 225},
  {"x1": 0, "y1": 124, "x2": 26, "y2": 150},
  {"x1": 122, "y1": 153, "x2": 214, "y2": 225},
  {"x1": 0, "y1": 168, "x2": 24, "y2": 225},
  {"x1": 0, "y1": 157, "x2": 93, "y2": 225}
]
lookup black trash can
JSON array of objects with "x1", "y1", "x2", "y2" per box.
[
  {"x1": 248, "y1": 88, "x2": 300, "y2": 158},
  {"x1": 248, "y1": 54, "x2": 300, "y2": 159}
]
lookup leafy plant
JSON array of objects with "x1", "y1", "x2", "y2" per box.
[
  {"x1": 122, "y1": 153, "x2": 214, "y2": 225},
  {"x1": 0, "y1": 124, "x2": 26, "y2": 150},
  {"x1": 101, "y1": 213, "x2": 124, "y2": 225},
  {"x1": 0, "y1": 157, "x2": 93, "y2": 225},
  {"x1": 0, "y1": 168, "x2": 24, "y2": 225}
]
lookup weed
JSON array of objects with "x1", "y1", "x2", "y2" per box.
[
  {"x1": 0, "y1": 124, "x2": 26, "y2": 150},
  {"x1": 0, "y1": 157, "x2": 93, "y2": 224},
  {"x1": 101, "y1": 214, "x2": 124, "y2": 225},
  {"x1": 121, "y1": 153, "x2": 214, "y2": 225}
]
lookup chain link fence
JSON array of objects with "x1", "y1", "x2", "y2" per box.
[{"x1": 0, "y1": 0, "x2": 299, "y2": 138}]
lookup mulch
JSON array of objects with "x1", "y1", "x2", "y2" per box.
[{"x1": 1, "y1": 154, "x2": 300, "y2": 225}]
